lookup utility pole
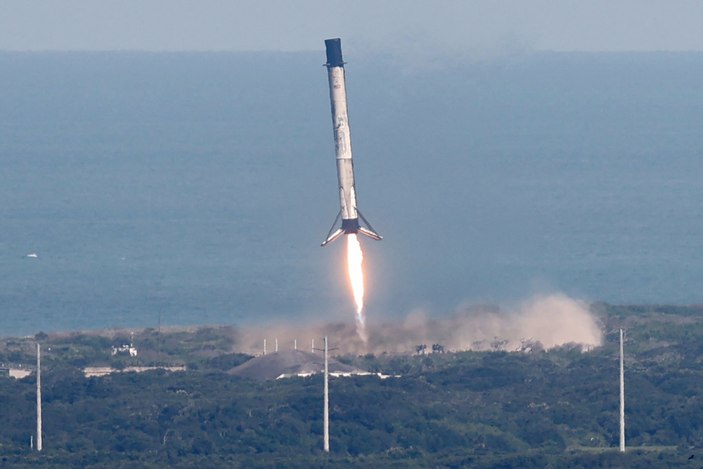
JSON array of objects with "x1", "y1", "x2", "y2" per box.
[
  {"x1": 36, "y1": 342, "x2": 42, "y2": 452},
  {"x1": 323, "y1": 336, "x2": 329, "y2": 453},
  {"x1": 157, "y1": 311, "x2": 162, "y2": 366},
  {"x1": 313, "y1": 336, "x2": 337, "y2": 453},
  {"x1": 619, "y1": 328, "x2": 625, "y2": 453}
]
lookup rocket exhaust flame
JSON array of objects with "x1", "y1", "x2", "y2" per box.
[{"x1": 346, "y1": 234, "x2": 367, "y2": 342}]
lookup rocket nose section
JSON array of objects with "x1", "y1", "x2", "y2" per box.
[{"x1": 325, "y1": 38, "x2": 344, "y2": 67}]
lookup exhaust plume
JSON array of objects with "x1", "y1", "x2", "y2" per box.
[{"x1": 346, "y1": 234, "x2": 367, "y2": 342}]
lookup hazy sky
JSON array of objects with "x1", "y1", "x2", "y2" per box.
[{"x1": 1, "y1": 0, "x2": 702, "y2": 53}]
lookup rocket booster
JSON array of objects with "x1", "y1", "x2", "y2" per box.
[{"x1": 321, "y1": 38, "x2": 382, "y2": 247}]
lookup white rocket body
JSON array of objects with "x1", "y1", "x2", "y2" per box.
[{"x1": 322, "y1": 38, "x2": 382, "y2": 247}]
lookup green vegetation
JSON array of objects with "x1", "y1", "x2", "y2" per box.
[{"x1": 0, "y1": 305, "x2": 701, "y2": 467}]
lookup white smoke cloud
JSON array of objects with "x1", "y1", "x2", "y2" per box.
[
  {"x1": 237, "y1": 293, "x2": 603, "y2": 355},
  {"x1": 511, "y1": 294, "x2": 603, "y2": 350}
]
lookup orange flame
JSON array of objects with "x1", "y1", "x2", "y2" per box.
[{"x1": 346, "y1": 234, "x2": 367, "y2": 342}]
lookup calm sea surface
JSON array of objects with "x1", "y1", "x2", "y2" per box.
[{"x1": 1, "y1": 51, "x2": 702, "y2": 336}]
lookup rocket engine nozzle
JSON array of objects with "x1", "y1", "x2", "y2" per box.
[{"x1": 341, "y1": 218, "x2": 360, "y2": 233}]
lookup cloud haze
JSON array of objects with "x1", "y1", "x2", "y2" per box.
[{"x1": 1, "y1": 1, "x2": 702, "y2": 52}]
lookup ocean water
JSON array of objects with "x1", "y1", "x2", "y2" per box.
[{"x1": 1, "y1": 51, "x2": 702, "y2": 336}]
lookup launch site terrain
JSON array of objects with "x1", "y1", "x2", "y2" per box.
[{"x1": 0, "y1": 304, "x2": 701, "y2": 467}]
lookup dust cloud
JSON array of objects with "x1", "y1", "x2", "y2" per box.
[{"x1": 239, "y1": 294, "x2": 603, "y2": 356}]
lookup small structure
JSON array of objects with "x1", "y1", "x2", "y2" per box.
[
  {"x1": 111, "y1": 333, "x2": 138, "y2": 357},
  {"x1": 432, "y1": 344, "x2": 445, "y2": 354},
  {"x1": 111, "y1": 344, "x2": 138, "y2": 357},
  {"x1": 0, "y1": 366, "x2": 32, "y2": 379}
]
